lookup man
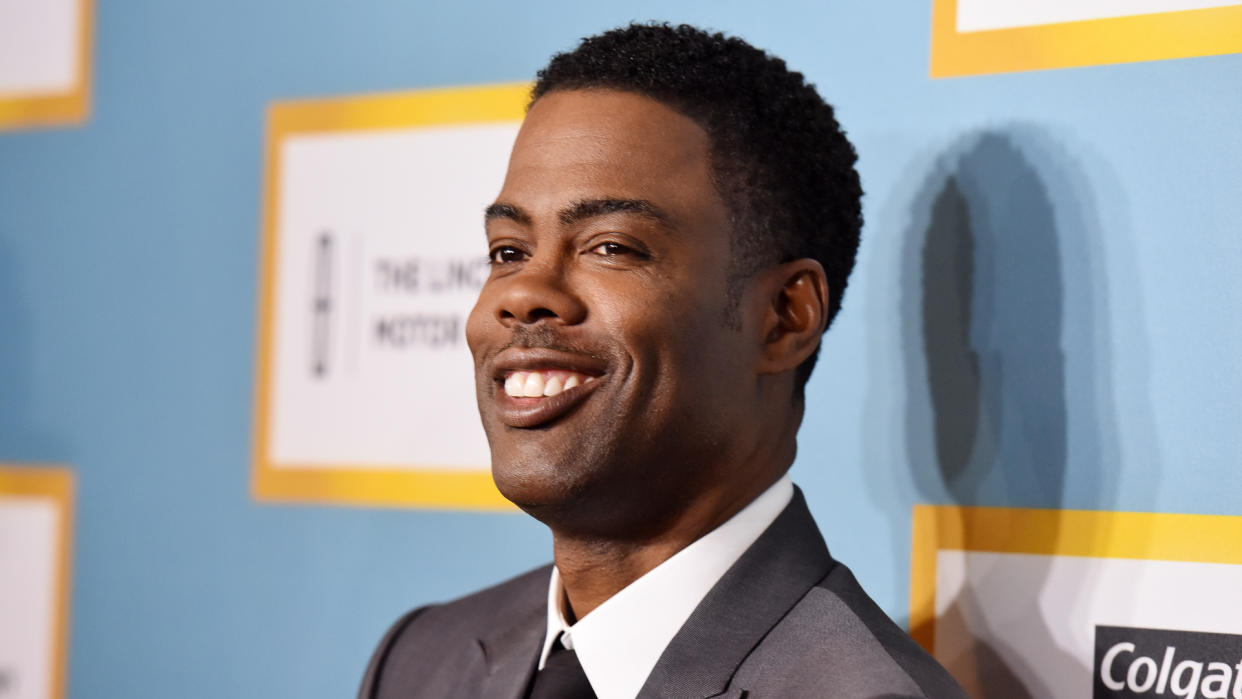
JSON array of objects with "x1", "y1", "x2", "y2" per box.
[{"x1": 360, "y1": 23, "x2": 965, "y2": 699}]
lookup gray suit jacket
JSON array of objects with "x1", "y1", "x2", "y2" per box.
[{"x1": 358, "y1": 490, "x2": 966, "y2": 698}]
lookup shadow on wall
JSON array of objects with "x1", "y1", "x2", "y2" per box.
[
  {"x1": 912, "y1": 132, "x2": 1074, "y2": 506},
  {"x1": 894, "y1": 129, "x2": 1134, "y2": 696}
]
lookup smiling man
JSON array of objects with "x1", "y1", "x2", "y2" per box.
[{"x1": 359, "y1": 23, "x2": 964, "y2": 699}]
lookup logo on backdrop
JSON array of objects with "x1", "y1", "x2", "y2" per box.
[
  {"x1": 306, "y1": 230, "x2": 486, "y2": 380},
  {"x1": 1095, "y1": 625, "x2": 1242, "y2": 699}
]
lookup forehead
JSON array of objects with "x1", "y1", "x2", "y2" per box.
[{"x1": 499, "y1": 89, "x2": 722, "y2": 218}]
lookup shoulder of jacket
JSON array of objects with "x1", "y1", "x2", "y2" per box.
[
  {"x1": 417, "y1": 563, "x2": 551, "y2": 629},
  {"x1": 357, "y1": 564, "x2": 552, "y2": 699},
  {"x1": 812, "y1": 564, "x2": 968, "y2": 699}
]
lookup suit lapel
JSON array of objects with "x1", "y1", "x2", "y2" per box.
[
  {"x1": 473, "y1": 575, "x2": 548, "y2": 699},
  {"x1": 637, "y1": 489, "x2": 834, "y2": 699}
]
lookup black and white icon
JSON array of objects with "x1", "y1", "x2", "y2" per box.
[{"x1": 311, "y1": 231, "x2": 333, "y2": 379}]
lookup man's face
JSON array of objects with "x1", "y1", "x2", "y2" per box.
[{"x1": 466, "y1": 89, "x2": 764, "y2": 536}]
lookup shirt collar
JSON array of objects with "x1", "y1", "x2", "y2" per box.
[{"x1": 538, "y1": 474, "x2": 794, "y2": 699}]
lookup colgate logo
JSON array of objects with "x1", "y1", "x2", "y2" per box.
[{"x1": 1095, "y1": 626, "x2": 1242, "y2": 699}]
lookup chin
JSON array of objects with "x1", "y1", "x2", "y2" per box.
[
  {"x1": 490, "y1": 450, "x2": 583, "y2": 507},
  {"x1": 489, "y1": 450, "x2": 627, "y2": 535},
  {"x1": 493, "y1": 477, "x2": 590, "y2": 530}
]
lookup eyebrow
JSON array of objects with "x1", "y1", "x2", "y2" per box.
[
  {"x1": 483, "y1": 198, "x2": 672, "y2": 228},
  {"x1": 484, "y1": 203, "x2": 530, "y2": 226},
  {"x1": 558, "y1": 198, "x2": 672, "y2": 226}
]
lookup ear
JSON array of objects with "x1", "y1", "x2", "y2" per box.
[{"x1": 755, "y1": 259, "x2": 830, "y2": 375}]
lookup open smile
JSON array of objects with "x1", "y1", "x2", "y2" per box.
[
  {"x1": 503, "y1": 369, "x2": 596, "y2": 398},
  {"x1": 491, "y1": 350, "x2": 607, "y2": 428}
]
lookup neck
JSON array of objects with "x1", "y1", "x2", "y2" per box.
[
  {"x1": 551, "y1": 434, "x2": 797, "y2": 619},
  {"x1": 551, "y1": 536, "x2": 678, "y2": 622}
]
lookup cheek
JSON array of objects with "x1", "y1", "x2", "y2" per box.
[
  {"x1": 598, "y1": 276, "x2": 729, "y2": 380},
  {"x1": 465, "y1": 290, "x2": 492, "y2": 360}
]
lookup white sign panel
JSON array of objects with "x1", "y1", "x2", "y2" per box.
[
  {"x1": 930, "y1": 0, "x2": 1242, "y2": 77},
  {"x1": 935, "y1": 551, "x2": 1242, "y2": 697},
  {"x1": 912, "y1": 506, "x2": 1242, "y2": 699},
  {"x1": 253, "y1": 84, "x2": 529, "y2": 508},
  {"x1": 0, "y1": 467, "x2": 72, "y2": 699},
  {"x1": 957, "y1": 0, "x2": 1242, "y2": 33},
  {"x1": 269, "y1": 125, "x2": 515, "y2": 469},
  {"x1": 0, "y1": 0, "x2": 80, "y2": 95},
  {"x1": 0, "y1": 0, "x2": 90, "y2": 130}
]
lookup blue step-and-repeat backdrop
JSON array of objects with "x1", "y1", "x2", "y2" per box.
[{"x1": 2, "y1": 1, "x2": 1240, "y2": 697}]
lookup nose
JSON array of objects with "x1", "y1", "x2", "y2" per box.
[{"x1": 492, "y1": 254, "x2": 587, "y2": 327}]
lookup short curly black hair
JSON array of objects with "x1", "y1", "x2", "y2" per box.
[{"x1": 532, "y1": 22, "x2": 862, "y2": 394}]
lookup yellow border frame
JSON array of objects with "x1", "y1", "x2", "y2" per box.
[
  {"x1": 931, "y1": 0, "x2": 1242, "y2": 77},
  {"x1": 0, "y1": 465, "x2": 75, "y2": 699},
  {"x1": 0, "y1": 0, "x2": 93, "y2": 130},
  {"x1": 252, "y1": 82, "x2": 531, "y2": 510},
  {"x1": 910, "y1": 505, "x2": 1242, "y2": 653}
]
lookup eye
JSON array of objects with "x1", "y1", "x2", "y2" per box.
[
  {"x1": 590, "y1": 241, "x2": 639, "y2": 257},
  {"x1": 488, "y1": 245, "x2": 526, "y2": 265}
]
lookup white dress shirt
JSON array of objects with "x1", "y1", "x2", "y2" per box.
[{"x1": 537, "y1": 474, "x2": 795, "y2": 699}]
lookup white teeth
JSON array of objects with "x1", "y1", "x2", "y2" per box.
[
  {"x1": 543, "y1": 376, "x2": 563, "y2": 396},
  {"x1": 504, "y1": 372, "x2": 526, "y2": 398},
  {"x1": 523, "y1": 372, "x2": 545, "y2": 397},
  {"x1": 504, "y1": 371, "x2": 594, "y2": 398}
]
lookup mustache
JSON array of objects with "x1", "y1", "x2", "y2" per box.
[{"x1": 497, "y1": 325, "x2": 607, "y2": 358}]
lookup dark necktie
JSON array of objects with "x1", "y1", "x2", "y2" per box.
[{"x1": 526, "y1": 635, "x2": 597, "y2": 699}]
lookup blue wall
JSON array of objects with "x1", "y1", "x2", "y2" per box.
[{"x1": 1, "y1": 2, "x2": 1238, "y2": 696}]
